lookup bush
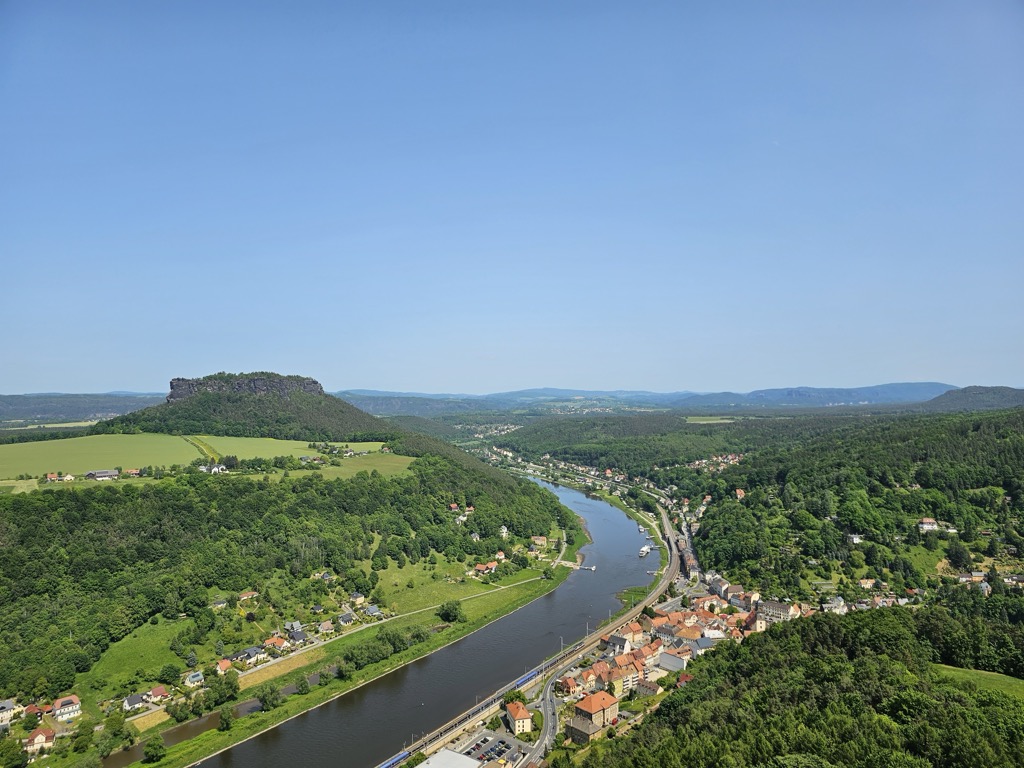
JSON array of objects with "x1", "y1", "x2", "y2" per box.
[
  {"x1": 143, "y1": 739, "x2": 166, "y2": 763},
  {"x1": 436, "y1": 600, "x2": 466, "y2": 623}
]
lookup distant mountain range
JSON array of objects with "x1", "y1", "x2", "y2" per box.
[
  {"x1": 0, "y1": 393, "x2": 165, "y2": 423},
  {"x1": 335, "y1": 382, "x2": 967, "y2": 416},
  {"x1": 5, "y1": 383, "x2": 1024, "y2": 426}
]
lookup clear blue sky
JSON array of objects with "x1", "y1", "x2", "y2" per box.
[{"x1": 2, "y1": 1, "x2": 1022, "y2": 394}]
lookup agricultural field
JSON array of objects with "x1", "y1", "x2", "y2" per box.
[{"x1": 0, "y1": 433, "x2": 202, "y2": 479}]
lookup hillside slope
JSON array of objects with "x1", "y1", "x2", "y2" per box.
[{"x1": 922, "y1": 385, "x2": 1024, "y2": 411}]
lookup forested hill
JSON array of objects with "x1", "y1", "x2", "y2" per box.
[
  {"x1": 92, "y1": 372, "x2": 390, "y2": 442},
  {"x1": 922, "y1": 385, "x2": 1024, "y2": 412},
  {"x1": 582, "y1": 608, "x2": 1024, "y2": 768},
  {"x1": 0, "y1": 459, "x2": 578, "y2": 699}
]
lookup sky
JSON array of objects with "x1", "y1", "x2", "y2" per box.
[{"x1": 2, "y1": 1, "x2": 1022, "y2": 395}]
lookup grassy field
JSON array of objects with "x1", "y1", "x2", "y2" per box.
[
  {"x1": 905, "y1": 543, "x2": 948, "y2": 576},
  {"x1": 935, "y1": 664, "x2": 1024, "y2": 698},
  {"x1": 0, "y1": 433, "x2": 202, "y2": 479},
  {"x1": 76, "y1": 617, "x2": 191, "y2": 718},
  {"x1": 301, "y1": 454, "x2": 414, "y2": 479}
]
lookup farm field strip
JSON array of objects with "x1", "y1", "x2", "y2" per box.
[{"x1": 0, "y1": 435, "x2": 411, "y2": 481}]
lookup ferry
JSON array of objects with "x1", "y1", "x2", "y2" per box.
[
  {"x1": 638, "y1": 525, "x2": 646, "y2": 534},
  {"x1": 639, "y1": 544, "x2": 652, "y2": 557}
]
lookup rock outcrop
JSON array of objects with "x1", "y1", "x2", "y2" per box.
[{"x1": 167, "y1": 373, "x2": 325, "y2": 403}]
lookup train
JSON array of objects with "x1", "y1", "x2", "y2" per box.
[{"x1": 375, "y1": 751, "x2": 410, "y2": 768}]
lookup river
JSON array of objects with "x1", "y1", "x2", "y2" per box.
[{"x1": 140, "y1": 482, "x2": 650, "y2": 768}]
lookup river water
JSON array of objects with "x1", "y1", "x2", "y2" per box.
[{"x1": 139, "y1": 483, "x2": 648, "y2": 768}]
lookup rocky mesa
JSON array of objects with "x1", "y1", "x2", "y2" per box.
[{"x1": 167, "y1": 372, "x2": 325, "y2": 402}]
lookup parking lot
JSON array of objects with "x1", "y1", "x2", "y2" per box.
[{"x1": 454, "y1": 728, "x2": 531, "y2": 764}]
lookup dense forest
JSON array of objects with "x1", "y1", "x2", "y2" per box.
[
  {"x1": 578, "y1": 608, "x2": 1024, "y2": 768},
  {"x1": 498, "y1": 410, "x2": 1024, "y2": 600},
  {"x1": 0, "y1": 455, "x2": 578, "y2": 699},
  {"x1": 688, "y1": 410, "x2": 1024, "y2": 599}
]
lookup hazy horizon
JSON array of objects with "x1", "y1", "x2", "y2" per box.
[{"x1": 9, "y1": 379, "x2": 1016, "y2": 399}]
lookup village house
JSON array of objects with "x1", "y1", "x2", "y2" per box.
[
  {"x1": 918, "y1": 517, "x2": 939, "y2": 532},
  {"x1": 123, "y1": 694, "x2": 147, "y2": 713},
  {"x1": 52, "y1": 694, "x2": 81, "y2": 722},
  {"x1": 556, "y1": 676, "x2": 578, "y2": 696},
  {"x1": 238, "y1": 590, "x2": 259, "y2": 601},
  {"x1": 217, "y1": 659, "x2": 234, "y2": 675},
  {"x1": 229, "y1": 647, "x2": 268, "y2": 667},
  {"x1": 289, "y1": 629, "x2": 309, "y2": 644},
  {"x1": 531, "y1": 535, "x2": 548, "y2": 548},
  {"x1": 606, "y1": 634, "x2": 632, "y2": 656},
  {"x1": 147, "y1": 686, "x2": 170, "y2": 703},
  {"x1": 365, "y1": 605, "x2": 383, "y2": 619},
  {"x1": 184, "y1": 671, "x2": 205, "y2": 689},
  {"x1": 24, "y1": 704, "x2": 51, "y2": 720},
  {"x1": 350, "y1": 592, "x2": 365, "y2": 607},
  {"x1": 264, "y1": 636, "x2": 290, "y2": 652},
  {"x1": 505, "y1": 700, "x2": 532, "y2": 735},
  {"x1": 0, "y1": 699, "x2": 23, "y2": 727},
  {"x1": 86, "y1": 469, "x2": 119, "y2": 481},
  {"x1": 285, "y1": 620, "x2": 303, "y2": 633},
  {"x1": 24, "y1": 727, "x2": 56, "y2": 755},
  {"x1": 319, "y1": 620, "x2": 334, "y2": 634}
]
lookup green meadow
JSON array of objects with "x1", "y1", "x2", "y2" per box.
[
  {"x1": 935, "y1": 664, "x2": 1024, "y2": 699},
  {"x1": 0, "y1": 433, "x2": 202, "y2": 479},
  {"x1": 76, "y1": 617, "x2": 187, "y2": 718}
]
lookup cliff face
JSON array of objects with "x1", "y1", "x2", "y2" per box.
[{"x1": 166, "y1": 373, "x2": 325, "y2": 403}]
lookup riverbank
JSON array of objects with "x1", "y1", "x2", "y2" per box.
[
  {"x1": 119, "y1": 531, "x2": 591, "y2": 768},
  {"x1": 184, "y1": 482, "x2": 652, "y2": 768}
]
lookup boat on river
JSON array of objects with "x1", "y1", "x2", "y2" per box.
[{"x1": 639, "y1": 544, "x2": 652, "y2": 557}]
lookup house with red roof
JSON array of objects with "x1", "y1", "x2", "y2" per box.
[
  {"x1": 52, "y1": 694, "x2": 80, "y2": 722},
  {"x1": 147, "y1": 686, "x2": 170, "y2": 703},
  {"x1": 25, "y1": 727, "x2": 56, "y2": 754}
]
